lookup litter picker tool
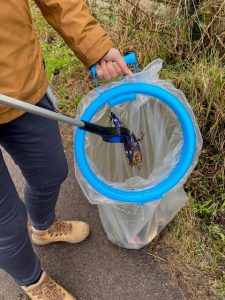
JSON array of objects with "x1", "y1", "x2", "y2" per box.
[{"x1": 0, "y1": 93, "x2": 131, "y2": 143}]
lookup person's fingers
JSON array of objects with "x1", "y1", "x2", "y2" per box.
[
  {"x1": 114, "y1": 55, "x2": 132, "y2": 75},
  {"x1": 106, "y1": 61, "x2": 117, "y2": 78},
  {"x1": 113, "y1": 62, "x2": 123, "y2": 75},
  {"x1": 96, "y1": 63, "x2": 103, "y2": 79},
  {"x1": 100, "y1": 60, "x2": 110, "y2": 80}
]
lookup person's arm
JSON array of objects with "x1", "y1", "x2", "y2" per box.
[{"x1": 34, "y1": 0, "x2": 131, "y2": 78}]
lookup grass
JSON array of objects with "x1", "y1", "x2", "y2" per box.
[{"x1": 30, "y1": 0, "x2": 225, "y2": 298}]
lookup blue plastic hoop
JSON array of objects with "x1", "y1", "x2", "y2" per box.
[{"x1": 74, "y1": 83, "x2": 196, "y2": 205}]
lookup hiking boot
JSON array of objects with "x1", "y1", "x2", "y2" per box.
[
  {"x1": 22, "y1": 271, "x2": 76, "y2": 300},
  {"x1": 30, "y1": 218, "x2": 90, "y2": 245}
]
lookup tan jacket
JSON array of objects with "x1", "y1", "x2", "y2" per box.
[{"x1": 0, "y1": 0, "x2": 114, "y2": 124}]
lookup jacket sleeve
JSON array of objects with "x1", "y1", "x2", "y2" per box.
[{"x1": 34, "y1": 0, "x2": 114, "y2": 67}]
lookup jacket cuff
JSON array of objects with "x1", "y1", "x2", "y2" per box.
[{"x1": 81, "y1": 37, "x2": 114, "y2": 68}]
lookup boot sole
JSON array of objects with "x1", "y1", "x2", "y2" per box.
[{"x1": 31, "y1": 233, "x2": 89, "y2": 245}]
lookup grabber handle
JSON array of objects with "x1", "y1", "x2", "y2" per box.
[{"x1": 91, "y1": 52, "x2": 138, "y2": 86}]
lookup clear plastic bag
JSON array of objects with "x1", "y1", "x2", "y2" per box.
[{"x1": 74, "y1": 59, "x2": 202, "y2": 249}]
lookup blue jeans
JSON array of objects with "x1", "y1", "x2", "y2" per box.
[{"x1": 0, "y1": 94, "x2": 68, "y2": 286}]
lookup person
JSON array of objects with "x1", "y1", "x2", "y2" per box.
[{"x1": 0, "y1": 1, "x2": 131, "y2": 299}]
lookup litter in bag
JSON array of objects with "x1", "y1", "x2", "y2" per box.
[{"x1": 74, "y1": 59, "x2": 202, "y2": 249}]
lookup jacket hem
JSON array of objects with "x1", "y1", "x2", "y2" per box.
[{"x1": 0, "y1": 79, "x2": 48, "y2": 124}]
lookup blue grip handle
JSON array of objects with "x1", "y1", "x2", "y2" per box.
[{"x1": 91, "y1": 52, "x2": 138, "y2": 86}]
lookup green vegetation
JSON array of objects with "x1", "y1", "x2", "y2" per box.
[
  {"x1": 30, "y1": 0, "x2": 224, "y2": 298},
  {"x1": 41, "y1": 41, "x2": 77, "y2": 80}
]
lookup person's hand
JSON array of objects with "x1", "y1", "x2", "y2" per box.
[{"x1": 96, "y1": 48, "x2": 132, "y2": 80}]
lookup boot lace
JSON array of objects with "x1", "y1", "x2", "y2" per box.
[
  {"x1": 30, "y1": 275, "x2": 65, "y2": 300},
  {"x1": 47, "y1": 219, "x2": 72, "y2": 237}
]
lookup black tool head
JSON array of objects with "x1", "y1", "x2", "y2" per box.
[
  {"x1": 81, "y1": 121, "x2": 131, "y2": 143},
  {"x1": 82, "y1": 118, "x2": 143, "y2": 166}
]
